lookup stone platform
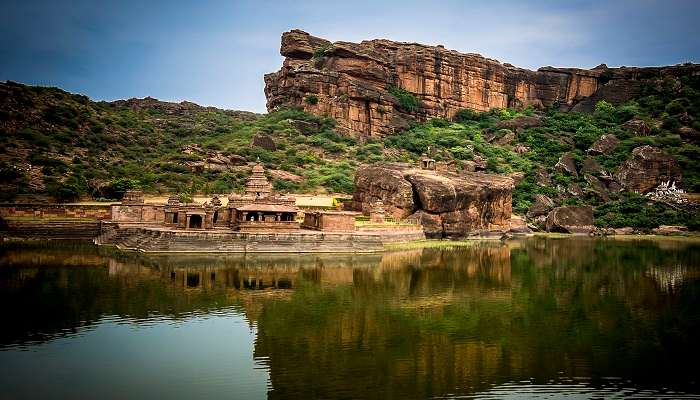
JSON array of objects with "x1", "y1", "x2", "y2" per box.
[{"x1": 96, "y1": 222, "x2": 425, "y2": 253}]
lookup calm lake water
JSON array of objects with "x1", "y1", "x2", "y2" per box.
[{"x1": 0, "y1": 238, "x2": 699, "y2": 399}]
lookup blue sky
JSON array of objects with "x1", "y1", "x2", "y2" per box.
[{"x1": 1, "y1": 0, "x2": 698, "y2": 112}]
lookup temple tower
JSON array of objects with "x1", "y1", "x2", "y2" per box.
[{"x1": 245, "y1": 162, "x2": 272, "y2": 198}]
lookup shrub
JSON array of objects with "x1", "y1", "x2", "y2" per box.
[
  {"x1": 312, "y1": 46, "x2": 330, "y2": 59},
  {"x1": 573, "y1": 125, "x2": 603, "y2": 150},
  {"x1": 453, "y1": 109, "x2": 479, "y2": 123},
  {"x1": 107, "y1": 178, "x2": 140, "y2": 199},
  {"x1": 356, "y1": 142, "x2": 384, "y2": 160},
  {"x1": 53, "y1": 182, "x2": 82, "y2": 202},
  {"x1": 430, "y1": 118, "x2": 450, "y2": 128},
  {"x1": 594, "y1": 193, "x2": 699, "y2": 230},
  {"x1": 594, "y1": 100, "x2": 617, "y2": 122},
  {"x1": 449, "y1": 146, "x2": 472, "y2": 160},
  {"x1": 616, "y1": 102, "x2": 640, "y2": 122},
  {"x1": 388, "y1": 85, "x2": 421, "y2": 113},
  {"x1": 0, "y1": 163, "x2": 24, "y2": 182},
  {"x1": 29, "y1": 154, "x2": 69, "y2": 170},
  {"x1": 665, "y1": 98, "x2": 688, "y2": 115},
  {"x1": 304, "y1": 95, "x2": 319, "y2": 105},
  {"x1": 661, "y1": 115, "x2": 681, "y2": 130},
  {"x1": 17, "y1": 128, "x2": 51, "y2": 148},
  {"x1": 179, "y1": 193, "x2": 194, "y2": 203}
]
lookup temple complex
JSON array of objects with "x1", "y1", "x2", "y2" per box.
[
  {"x1": 228, "y1": 162, "x2": 300, "y2": 232},
  {"x1": 24, "y1": 161, "x2": 425, "y2": 252}
]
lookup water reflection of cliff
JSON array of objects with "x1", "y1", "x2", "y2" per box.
[
  {"x1": 253, "y1": 238, "x2": 700, "y2": 399},
  {"x1": 1, "y1": 239, "x2": 699, "y2": 398}
]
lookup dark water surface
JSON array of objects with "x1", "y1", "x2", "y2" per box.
[{"x1": 1, "y1": 238, "x2": 699, "y2": 399}]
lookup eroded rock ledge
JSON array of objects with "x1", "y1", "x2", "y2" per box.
[
  {"x1": 265, "y1": 29, "x2": 699, "y2": 138},
  {"x1": 352, "y1": 164, "x2": 513, "y2": 238}
]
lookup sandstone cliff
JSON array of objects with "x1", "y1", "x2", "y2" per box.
[
  {"x1": 352, "y1": 164, "x2": 513, "y2": 238},
  {"x1": 265, "y1": 29, "x2": 699, "y2": 138}
]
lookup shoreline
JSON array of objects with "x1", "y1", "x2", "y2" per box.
[{"x1": 3, "y1": 215, "x2": 699, "y2": 253}]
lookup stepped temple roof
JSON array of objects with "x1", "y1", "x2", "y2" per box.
[{"x1": 244, "y1": 162, "x2": 272, "y2": 198}]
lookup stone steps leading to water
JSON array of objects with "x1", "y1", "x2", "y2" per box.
[{"x1": 1, "y1": 219, "x2": 101, "y2": 239}]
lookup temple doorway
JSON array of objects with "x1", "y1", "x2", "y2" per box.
[{"x1": 189, "y1": 214, "x2": 203, "y2": 229}]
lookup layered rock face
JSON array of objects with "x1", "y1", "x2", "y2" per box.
[
  {"x1": 352, "y1": 164, "x2": 513, "y2": 238},
  {"x1": 265, "y1": 29, "x2": 698, "y2": 138}
]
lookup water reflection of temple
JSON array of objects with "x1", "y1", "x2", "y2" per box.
[
  {"x1": 166, "y1": 266, "x2": 296, "y2": 291},
  {"x1": 3, "y1": 239, "x2": 700, "y2": 398}
]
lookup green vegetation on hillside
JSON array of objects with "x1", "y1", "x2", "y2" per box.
[
  {"x1": 0, "y1": 83, "x2": 363, "y2": 200},
  {"x1": 1, "y1": 75, "x2": 698, "y2": 230},
  {"x1": 388, "y1": 85, "x2": 421, "y2": 113},
  {"x1": 381, "y1": 74, "x2": 700, "y2": 230}
]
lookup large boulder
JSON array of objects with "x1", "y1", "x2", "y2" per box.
[
  {"x1": 621, "y1": 119, "x2": 651, "y2": 136},
  {"x1": 545, "y1": 206, "x2": 594, "y2": 234},
  {"x1": 351, "y1": 166, "x2": 416, "y2": 218},
  {"x1": 555, "y1": 153, "x2": 578, "y2": 177},
  {"x1": 288, "y1": 119, "x2": 320, "y2": 135},
  {"x1": 181, "y1": 144, "x2": 246, "y2": 172},
  {"x1": 678, "y1": 126, "x2": 700, "y2": 142},
  {"x1": 587, "y1": 134, "x2": 620, "y2": 155},
  {"x1": 251, "y1": 133, "x2": 276, "y2": 151},
  {"x1": 581, "y1": 157, "x2": 604, "y2": 174},
  {"x1": 526, "y1": 194, "x2": 554, "y2": 218},
  {"x1": 280, "y1": 29, "x2": 331, "y2": 59},
  {"x1": 535, "y1": 168, "x2": 552, "y2": 186},
  {"x1": 584, "y1": 174, "x2": 610, "y2": 201},
  {"x1": 651, "y1": 225, "x2": 688, "y2": 235},
  {"x1": 614, "y1": 146, "x2": 682, "y2": 193},
  {"x1": 352, "y1": 164, "x2": 513, "y2": 238},
  {"x1": 269, "y1": 169, "x2": 303, "y2": 183}
]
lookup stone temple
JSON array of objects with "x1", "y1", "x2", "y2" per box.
[
  {"x1": 115, "y1": 161, "x2": 301, "y2": 232},
  {"x1": 97, "y1": 161, "x2": 428, "y2": 252},
  {"x1": 227, "y1": 162, "x2": 300, "y2": 231}
]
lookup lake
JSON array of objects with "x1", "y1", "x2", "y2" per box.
[{"x1": 0, "y1": 238, "x2": 699, "y2": 399}]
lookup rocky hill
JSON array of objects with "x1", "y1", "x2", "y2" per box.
[
  {"x1": 0, "y1": 81, "x2": 360, "y2": 201},
  {"x1": 1, "y1": 29, "x2": 699, "y2": 232},
  {"x1": 265, "y1": 29, "x2": 700, "y2": 138}
]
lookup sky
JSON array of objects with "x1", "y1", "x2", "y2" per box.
[{"x1": 1, "y1": 0, "x2": 698, "y2": 113}]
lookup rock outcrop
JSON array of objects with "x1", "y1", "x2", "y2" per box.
[
  {"x1": 545, "y1": 206, "x2": 594, "y2": 234},
  {"x1": 587, "y1": 134, "x2": 620, "y2": 155},
  {"x1": 265, "y1": 29, "x2": 700, "y2": 138},
  {"x1": 352, "y1": 164, "x2": 513, "y2": 238},
  {"x1": 181, "y1": 144, "x2": 246, "y2": 172},
  {"x1": 251, "y1": 133, "x2": 276, "y2": 151},
  {"x1": 614, "y1": 146, "x2": 682, "y2": 193},
  {"x1": 555, "y1": 153, "x2": 578, "y2": 177},
  {"x1": 526, "y1": 194, "x2": 554, "y2": 219},
  {"x1": 621, "y1": 119, "x2": 651, "y2": 136},
  {"x1": 651, "y1": 225, "x2": 688, "y2": 235}
]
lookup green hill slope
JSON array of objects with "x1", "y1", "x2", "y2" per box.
[{"x1": 1, "y1": 77, "x2": 699, "y2": 230}]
